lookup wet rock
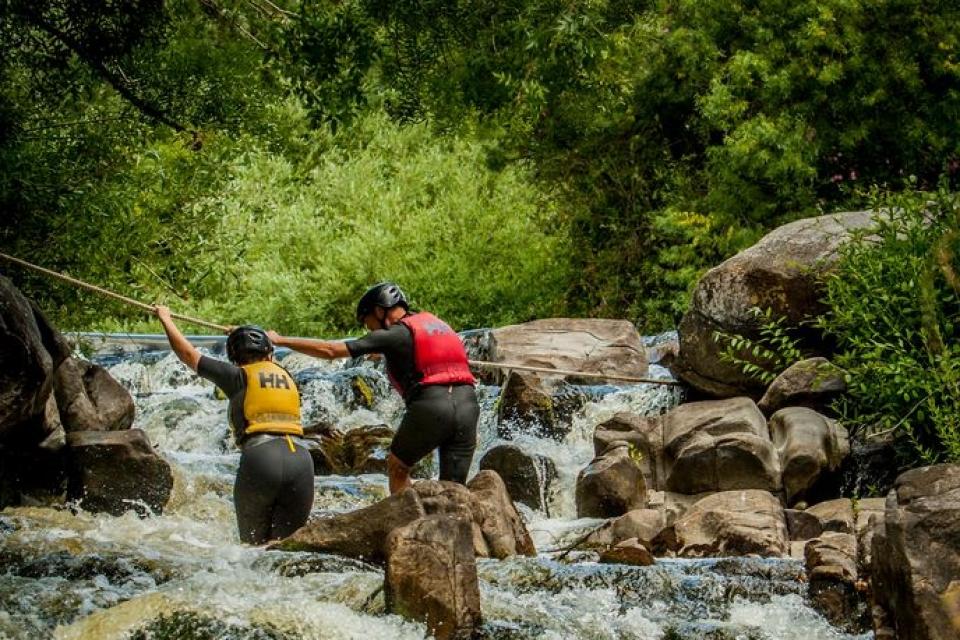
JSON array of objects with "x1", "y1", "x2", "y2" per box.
[
  {"x1": 806, "y1": 498, "x2": 854, "y2": 534},
  {"x1": 872, "y1": 464, "x2": 960, "y2": 640},
  {"x1": 598, "y1": 538, "x2": 655, "y2": 566},
  {"x1": 758, "y1": 357, "x2": 846, "y2": 415},
  {"x1": 592, "y1": 412, "x2": 664, "y2": 491},
  {"x1": 784, "y1": 509, "x2": 823, "y2": 541},
  {"x1": 385, "y1": 514, "x2": 482, "y2": 640},
  {"x1": 488, "y1": 318, "x2": 648, "y2": 385},
  {"x1": 672, "y1": 211, "x2": 876, "y2": 397},
  {"x1": 674, "y1": 490, "x2": 788, "y2": 558},
  {"x1": 805, "y1": 532, "x2": 867, "y2": 632},
  {"x1": 769, "y1": 407, "x2": 849, "y2": 505},
  {"x1": 271, "y1": 488, "x2": 426, "y2": 562},
  {"x1": 478, "y1": 444, "x2": 556, "y2": 514},
  {"x1": 496, "y1": 370, "x2": 586, "y2": 441},
  {"x1": 66, "y1": 428, "x2": 172, "y2": 516},
  {"x1": 576, "y1": 441, "x2": 646, "y2": 519},
  {"x1": 662, "y1": 397, "x2": 781, "y2": 494},
  {"x1": 128, "y1": 611, "x2": 293, "y2": 640},
  {"x1": 839, "y1": 437, "x2": 902, "y2": 499},
  {"x1": 53, "y1": 357, "x2": 135, "y2": 432},
  {"x1": 465, "y1": 471, "x2": 537, "y2": 559}
]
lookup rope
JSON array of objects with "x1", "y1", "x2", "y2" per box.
[
  {"x1": 0, "y1": 252, "x2": 682, "y2": 386},
  {"x1": 0, "y1": 252, "x2": 228, "y2": 332}
]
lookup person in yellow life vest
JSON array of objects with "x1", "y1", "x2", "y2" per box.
[{"x1": 154, "y1": 305, "x2": 314, "y2": 544}]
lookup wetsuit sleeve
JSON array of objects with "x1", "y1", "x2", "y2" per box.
[
  {"x1": 197, "y1": 356, "x2": 245, "y2": 396},
  {"x1": 345, "y1": 324, "x2": 409, "y2": 357}
]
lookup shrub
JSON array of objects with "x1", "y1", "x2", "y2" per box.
[{"x1": 817, "y1": 183, "x2": 960, "y2": 464}]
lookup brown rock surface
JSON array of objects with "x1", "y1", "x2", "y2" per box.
[{"x1": 674, "y1": 490, "x2": 788, "y2": 558}]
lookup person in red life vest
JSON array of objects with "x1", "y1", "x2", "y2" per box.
[{"x1": 266, "y1": 283, "x2": 479, "y2": 494}]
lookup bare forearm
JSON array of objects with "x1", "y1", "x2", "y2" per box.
[
  {"x1": 273, "y1": 336, "x2": 350, "y2": 360},
  {"x1": 159, "y1": 318, "x2": 201, "y2": 371}
]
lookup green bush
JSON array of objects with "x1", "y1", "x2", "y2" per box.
[
  {"x1": 88, "y1": 110, "x2": 571, "y2": 336},
  {"x1": 817, "y1": 183, "x2": 960, "y2": 464}
]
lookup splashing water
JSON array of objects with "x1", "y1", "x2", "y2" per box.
[{"x1": 0, "y1": 333, "x2": 871, "y2": 639}]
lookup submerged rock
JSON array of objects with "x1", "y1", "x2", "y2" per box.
[
  {"x1": 495, "y1": 370, "x2": 586, "y2": 441},
  {"x1": 385, "y1": 514, "x2": 482, "y2": 640},
  {"x1": 66, "y1": 428, "x2": 172, "y2": 516},
  {"x1": 672, "y1": 211, "x2": 876, "y2": 397}
]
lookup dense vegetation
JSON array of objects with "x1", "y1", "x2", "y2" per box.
[{"x1": 2, "y1": 1, "x2": 959, "y2": 457}]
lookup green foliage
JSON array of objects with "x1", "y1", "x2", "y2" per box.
[
  {"x1": 713, "y1": 307, "x2": 805, "y2": 385},
  {"x1": 817, "y1": 184, "x2": 960, "y2": 463}
]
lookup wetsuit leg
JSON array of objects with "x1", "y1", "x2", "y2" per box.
[
  {"x1": 390, "y1": 386, "x2": 456, "y2": 468},
  {"x1": 234, "y1": 441, "x2": 282, "y2": 544},
  {"x1": 234, "y1": 438, "x2": 315, "y2": 544},
  {"x1": 437, "y1": 385, "x2": 479, "y2": 483},
  {"x1": 268, "y1": 442, "x2": 315, "y2": 540}
]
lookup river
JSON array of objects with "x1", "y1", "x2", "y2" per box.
[{"x1": 0, "y1": 332, "x2": 872, "y2": 639}]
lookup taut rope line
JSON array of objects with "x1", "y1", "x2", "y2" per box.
[{"x1": 0, "y1": 252, "x2": 681, "y2": 386}]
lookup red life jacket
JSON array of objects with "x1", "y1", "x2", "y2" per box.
[{"x1": 390, "y1": 311, "x2": 476, "y2": 396}]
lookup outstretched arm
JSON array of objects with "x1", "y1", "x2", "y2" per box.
[
  {"x1": 155, "y1": 305, "x2": 201, "y2": 371},
  {"x1": 267, "y1": 331, "x2": 351, "y2": 360}
]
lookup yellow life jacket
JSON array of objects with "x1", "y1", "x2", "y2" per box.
[{"x1": 239, "y1": 361, "x2": 303, "y2": 437}]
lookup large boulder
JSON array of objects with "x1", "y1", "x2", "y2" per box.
[
  {"x1": 576, "y1": 441, "x2": 646, "y2": 518},
  {"x1": 54, "y1": 357, "x2": 135, "y2": 432},
  {"x1": 385, "y1": 515, "x2": 482, "y2": 640},
  {"x1": 872, "y1": 464, "x2": 960, "y2": 640},
  {"x1": 673, "y1": 490, "x2": 788, "y2": 558},
  {"x1": 272, "y1": 488, "x2": 426, "y2": 561},
  {"x1": 672, "y1": 211, "x2": 876, "y2": 397},
  {"x1": 496, "y1": 371, "x2": 586, "y2": 441},
  {"x1": 478, "y1": 444, "x2": 557, "y2": 514},
  {"x1": 758, "y1": 357, "x2": 847, "y2": 415},
  {"x1": 0, "y1": 275, "x2": 71, "y2": 443},
  {"x1": 769, "y1": 407, "x2": 849, "y2": 505},
  {"x1": 66, "y1": 429, "x2": 173, "y2": 516},
  {"x1": 662, "y1": 398, "x2": 780, "y2": 494},
  {"x1": 489, "y1": 318, "x2": 648, "y2": 384},
  {"x1": 592, "y1": 412, "x2": 664, "y2": 491}
]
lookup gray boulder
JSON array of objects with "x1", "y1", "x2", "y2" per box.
[
  {"x1": 662, "y1": 397, "x2": 781, "y2": 494},
  {"x1": 66, "y1": 429, "x2": 173, "y2": 516},
  {"x1": 489, "y1": 318, "x2": 648, "y2": 384},
  {"x1": 672, "y1": 211, "x2": 876, "y2": 397},
  {"x1": 576, "y1": 441, "x2": 646, "y2": 518},
  {"x1": 674, "y1": 490, "x2": 788, "y2": 558},
  {"x1": 54, "y1": 357, "x2": 135, "y2": 432},
  {"x1": 758, "y1": 357, "x2": 847, "y2": 415},
  {"x1": 478, "y1": 444, "x2": 557, "y2": 514},
  {"x1": 872, "y1": 464, "x2": 960, "y2": 640},
  {"x1": 385, "y1": 515, "x2": 482, "y2": 640},
  {"x1": 769, "y1": 407, "x2": 849, "y2": 505}
]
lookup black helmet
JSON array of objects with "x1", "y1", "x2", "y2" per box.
[
  {"x1": 226, "y1": 325, "x2": 273, "y2": 364},
  {"x1": 356, "y1": 282, "x2": 408, "y2": 322}
]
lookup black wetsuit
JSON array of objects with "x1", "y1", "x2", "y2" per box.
[
  {"x1": 346, "y1": 323, "x2": 479, "y2": 483},
  {"x1": 198, "y1": 356, "x2": 314, "y2": 544}
]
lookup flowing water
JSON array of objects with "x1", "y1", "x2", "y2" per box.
[{"x1": 0, "y1": 332, "x2": 872, "y2": 640}]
